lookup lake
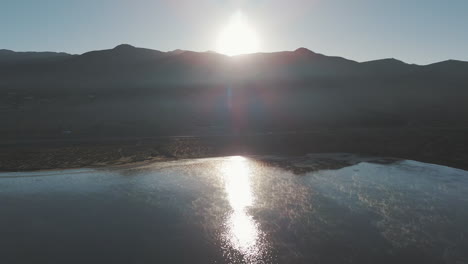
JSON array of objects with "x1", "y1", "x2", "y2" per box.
[{"x1": 1, "y1": 154, "x2": 467, "y2": 264}]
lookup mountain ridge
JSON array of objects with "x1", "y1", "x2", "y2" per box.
[
  {"x1": 1, "y1": 44, "x2": 467, "y2": 90},
  {"x1": 1, "y1": 44, "x2": 467, "y2": 66}
]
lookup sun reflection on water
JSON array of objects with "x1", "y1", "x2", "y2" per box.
[{"x1": 220, "y1": 156, "x2": 268, "y2": 263}]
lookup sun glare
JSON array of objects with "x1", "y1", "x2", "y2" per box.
[
  {"x1": 216, "y1": 11, "x2": 260, "y2": 56},
  {"x1": 220, "y1": 156, "x2": 267, "y2": 261}
]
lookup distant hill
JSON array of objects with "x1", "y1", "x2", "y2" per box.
[{"x1": 0, "y1": 49, "x2": 73, "y2": 64}]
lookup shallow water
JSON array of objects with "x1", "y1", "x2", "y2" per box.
[{"x1": 1, "y1": 155, "x2": 467, "y2": 264}]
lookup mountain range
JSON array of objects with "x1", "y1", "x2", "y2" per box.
[
  {"x1": 1, "y1": 44, "x2": 468, "y2": 139},
  {"x1": 2, "y1": 44, "x2": 467, "y2": 83}
]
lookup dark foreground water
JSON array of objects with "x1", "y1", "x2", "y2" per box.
[{"x1": 1, "y1": 154, "x2": 467, "y2": 264}]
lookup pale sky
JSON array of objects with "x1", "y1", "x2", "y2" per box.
[{"x1": 1, "y1": 0, "x2": 467, "y2": 64}]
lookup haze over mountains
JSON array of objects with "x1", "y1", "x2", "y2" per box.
[{"x1": 1, "y1": 44, "x2": 468, "y2": 139}]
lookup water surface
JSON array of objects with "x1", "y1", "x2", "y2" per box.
[{"x1": 1, "y1": 154, "x2": 467, "y2": 264}]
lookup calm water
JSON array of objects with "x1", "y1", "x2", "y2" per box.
[{"x1": 1, "y1": 154, "x2": 467, "y2": 264}]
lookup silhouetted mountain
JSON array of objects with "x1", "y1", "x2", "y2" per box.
[
  {"x1": 0, "y1": 49, "x2": 73, "y2": 64},
  {"x1": 2, "y1": 45, "x2": 466, "y2": 84},
  {"x1": 360, "y1": 58, "x2": 418, "y2": 74},
  {"x1": 423, "y1": 60, "x2": 468, "y2": 76},
  {"x1": 168, "y1": 49, "x2": 188, "y2": 55},
  {"x1": 76, "y1": 44, "x2": 166, "y2": 64},
  {"x1": 1, "y1": 45, "x2": 468, "y2": 139}
]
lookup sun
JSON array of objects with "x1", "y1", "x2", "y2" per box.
[{"x1": 216, "y1": 11, "x2": 260, "y2": 56}]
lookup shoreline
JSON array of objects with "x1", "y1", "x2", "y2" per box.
[{"x1": 2, "y1": 128, "x2": 468, "y2": 172}]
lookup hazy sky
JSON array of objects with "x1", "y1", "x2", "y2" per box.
[{"x1": 1, "y1": 0, "x2": 467, "y2": 64}]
